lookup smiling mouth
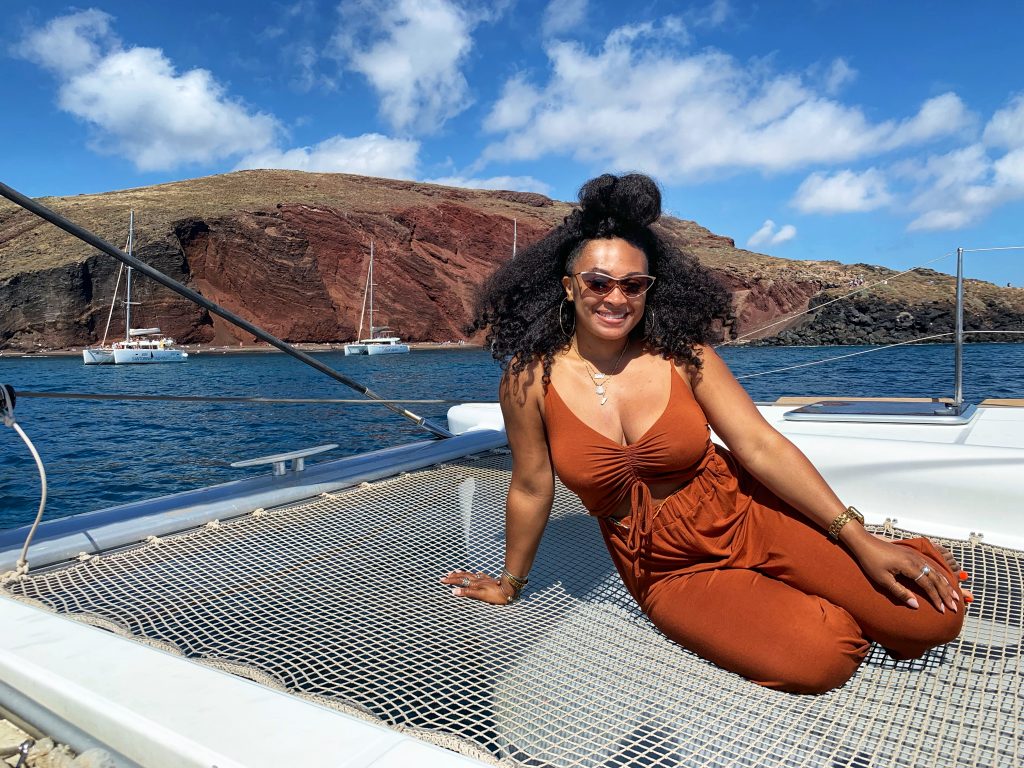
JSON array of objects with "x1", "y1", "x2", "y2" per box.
[{"x1": 596, "y1": 308, "x2": 628, "y2": 320}]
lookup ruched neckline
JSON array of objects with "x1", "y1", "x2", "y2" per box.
[{"x1": 544, "y1": 366, "x2": 717, "y2": 575}]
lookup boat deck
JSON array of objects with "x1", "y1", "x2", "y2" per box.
[{"x1": 3, "y1": 450, "x2": 1020, "y2": 767}]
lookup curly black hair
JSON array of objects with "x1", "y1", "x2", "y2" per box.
[{"x1": 470, "y1": 172, "x2": 732, "y2": 382}]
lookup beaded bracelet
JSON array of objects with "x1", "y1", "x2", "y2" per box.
[{"x1": 827, "y1": 506, "x2": 864, "y2": 541}]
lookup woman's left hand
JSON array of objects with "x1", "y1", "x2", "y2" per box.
[
  {"x1": 850, "y1": 535, "x2": 959, "y2": 613},
  {"x1": 440, "y1": 570, "x2": 512, "y2": 605}
]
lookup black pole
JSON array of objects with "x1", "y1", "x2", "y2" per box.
[{"x1": 0, "y1": 181, "x2": 454, "y2": 439}]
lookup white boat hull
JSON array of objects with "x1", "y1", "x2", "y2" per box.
[
  {"x1": 111, "y1": 347, "x2": 188, "y2": 364},
  {"x1": 366, "y1": 342, "x2": 409, "y2": 355},
  {"x1": 345, "y1": 340, "x2": 410, "y2": 355},
  {"x1": 82, "y1": 348, "x2": 114, "y2": 365}
]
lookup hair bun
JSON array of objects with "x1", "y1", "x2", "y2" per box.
[{"x1": 577, "y1": 173, "x2": 662, "y2": 231}]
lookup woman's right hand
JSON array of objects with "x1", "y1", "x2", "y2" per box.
[{"x1": 440, "y1": 570, "x2": 513, "y2": 605}]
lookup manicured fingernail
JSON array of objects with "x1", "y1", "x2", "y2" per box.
[
  {"x1": 950, "y1": 602, "x2": 958, "y2": 613},
  {"x1": 964, "y1": 593, "x2": 974, "y2": 603},
  {"x1": 907, "y1": 597, "x2": 919, "y2": 609},
  {"x1": 938, "y1": 603, "x2": 945, "y2": 614},
  {"x1": 451, "y1": 587, "x2": 462, "y2": 596},
  {"x1": 958, "y1": 570, "x2": 969, "y2": 581}
]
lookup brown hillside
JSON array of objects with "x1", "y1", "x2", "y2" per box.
[{"x1": 1, "y1": 170, "x2": 1021, "y2": 349}]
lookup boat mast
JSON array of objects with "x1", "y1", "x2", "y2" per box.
[
  {"x1": 954, "y1": 246, "x2": 964, "y2": 410},
  {"x1": 355, "y1": 245, "x2": 370, "y2": 342},
  {"x1": 125, "y1": 210, "x2": 134, "y2": 344},
  {"x1": 368, "y1": 240, "x2": 375, "y2": 339}
]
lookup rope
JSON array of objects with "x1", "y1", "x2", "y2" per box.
[
  {"x1": 15, "y1": 392, "x2": 484, "y2": 406},
  {"x1": 733, "y1": 330, "x2": 1024, "y2": 381},
  {"x1": 0, "y1": 386, "x2": 47, "y2": 583},
  {"x1": 718, "y1": 252, "x2": 956, "y2": 347},
  {"x1": 100, "y1": 261, "x2": 125, "y2": 347}
]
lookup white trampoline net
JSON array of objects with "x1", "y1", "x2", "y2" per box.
[{"x1": 4, "y1": 451, "x2": 1021, "y2": 767}]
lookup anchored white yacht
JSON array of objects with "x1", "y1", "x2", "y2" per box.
[
  {"x1": 82, "y1": 211, "x2": 187, "y2": 366},
  {"x1": 345, "y1": 241, "x2": 410, "y2": 356}
]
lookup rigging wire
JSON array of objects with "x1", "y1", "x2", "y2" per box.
[
  {"x1": 100, "y1": 261, "x2": 126, "y2": 348},
  {"x1": 734, "y1": 330, "x2": 1024, "y2": 380},
  {"x1": 717, "y1": 251, "x2": 956, "y2": 347}
]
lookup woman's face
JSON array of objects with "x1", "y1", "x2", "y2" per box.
[{"x1": 562, "y1": 237, "x2": 650, "y2": 344}]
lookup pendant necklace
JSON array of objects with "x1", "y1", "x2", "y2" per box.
[{"x1": 573, "y1": 338, "x2": 629, "y2": 406}]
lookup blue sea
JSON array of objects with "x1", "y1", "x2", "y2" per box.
[{"x1": 1, "y1": 343, "x2": 1022, "y2": 530}]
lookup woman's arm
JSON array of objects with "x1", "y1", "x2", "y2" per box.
[
  {"x1": 441, "y1": 365, "x2": 554, "y2": 604},
  {"x1": 688, "y1": 345, "x2": 959, "y2": 613}
]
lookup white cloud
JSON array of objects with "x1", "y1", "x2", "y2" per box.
[
  {"x1": 424, "y1": 175, "x2": 552, "y2": 194},
  {"x1": 905, "y1": 145, "x2": 1024, "y2": 231},
  {"x1": 333, "y1": 0, "x2": 474, "y2": 133},
  {"x1": 484, "y1": 76, "x2": 542, "y2": 133},
  {"x1": 906, "y1": 209, "x2": 973, "y2": 232},
  {"x1": 772, "y1": 223, "x2": 797, "y2": 245},
  {"x1": 13, "y1": 9, "x2": 116, "y2": 76},
  {"x1": 746, "y1": 219, "x2": 796, "y2": 248},
  {"x1": 542, "y1": 0, "x2": 587, "y2": 38},
  {"x1": 882, "y1": 92, "x2": 973, "y2": 148},
  {"x1": 237, "y1": 133, "x2": 420, "y2": 177},
  {"x1": 823, "y1": 58, "x2": 856, "y2": 95},
  {"x1": 16, "y1": 11, "x2": 279, "y2": 171},
  {"x1": 792, "y1": 168, "x2": 892, "y2": 213},
  {"x1": 481, "y1": 23, "x2": 969, "y2": 181},
  {"x1": 903, "y1": 96, "x2": 1024, "y2": 232},
  {"x1": 983, "y1": 93, "x2": 1024, "y2": 149},
  {"x1": 688, "y1": 0, "x2": 732, "y2": 28}
]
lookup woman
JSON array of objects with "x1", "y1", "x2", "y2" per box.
[{"x1": 442, "y1": 173, "x2": 964, "y2": 693}]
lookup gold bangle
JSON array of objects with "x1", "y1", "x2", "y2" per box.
[
  {"x1": 501, "y1": 567, "x2": 529, "y2": 591},
  {"x1": 497, "y1": 577, "x2": 520, "y2": 604},
  {"x1": 827, "y1": 506, "x2": 864, "y2": 541}
]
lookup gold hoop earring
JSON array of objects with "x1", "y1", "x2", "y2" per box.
[
  {"x1": 643, "y1": 306, "x2": 657, "y2": 337},
  {"x1": 559, "y1": 297, "x2": 576, "y2": 339}
]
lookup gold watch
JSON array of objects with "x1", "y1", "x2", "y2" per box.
[{"x1": 827, "y1": 506, "x2": 864, "y2": 541}]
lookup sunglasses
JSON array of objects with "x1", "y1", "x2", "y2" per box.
[{"x1": 573, "y1": 271, "x2": 656, "y2": 298}]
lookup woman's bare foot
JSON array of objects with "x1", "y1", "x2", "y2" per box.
[
  {"x1": 933, "y1": 541, "x2": 975, "y2": 603},
  {"x1": 934, "y1": 542, "x2": 959, "y2": 572},
  {"x1": 873, "y1": 534, "x2": 974, "y2": 602}
]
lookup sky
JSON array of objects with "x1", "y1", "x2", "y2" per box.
[{"x1": 3, "y1": 1, "x2": 1024, "y2": 286}]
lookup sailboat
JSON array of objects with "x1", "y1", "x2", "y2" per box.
[
  {"x1": 82, "y1": 211, "x2": 187, "y2": 365},
  {"x1": 344, "y1": 240, "x2": 410, "y2": 355}
]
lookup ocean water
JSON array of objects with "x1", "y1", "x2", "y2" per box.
[{"x1": 1, "y1": 343, "x2": 1022, "y2": 530}]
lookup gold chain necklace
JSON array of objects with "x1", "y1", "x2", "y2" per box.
[{"x1": 573, "y1": 338, "x2": 629, "y2": 406}]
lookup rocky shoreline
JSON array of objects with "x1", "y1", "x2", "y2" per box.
[{"x1": 0, "y1": 341, "x2": 483, "y2": 358}]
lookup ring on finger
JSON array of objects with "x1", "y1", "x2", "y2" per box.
[
  {"x1": 913, "y1": 565, "x2": 931, "y2": 582},
  {"x1": 460, "y1": 577, "x2": 471, "y2": 587}
]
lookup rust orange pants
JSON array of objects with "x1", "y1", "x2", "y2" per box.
[{"x1": 599, "y1": 469, "x2": 964, "y2": 694}]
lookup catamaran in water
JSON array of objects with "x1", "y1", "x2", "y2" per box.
[{"x1": 82, "y1": 211, "x2": 187, "y2": 365}]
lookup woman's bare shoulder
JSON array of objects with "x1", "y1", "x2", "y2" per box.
[{"x1": 500, "y1": 356, "x2": 548, "y2": 410}]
